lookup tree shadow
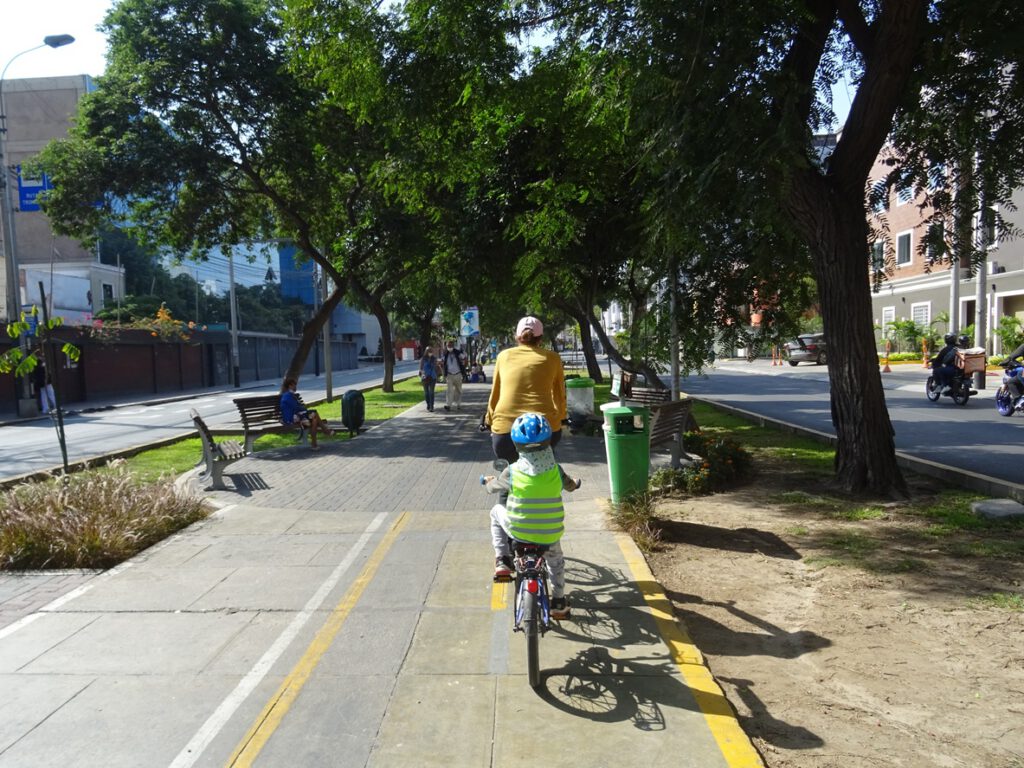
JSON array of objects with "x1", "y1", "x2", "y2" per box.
[{"x1": 656, "y1": 519, "x2": 801, "y2": 559}]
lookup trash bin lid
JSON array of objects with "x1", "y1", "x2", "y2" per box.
[{"x1": 565, "y1": 377, "x2": 595, "y2": 388}]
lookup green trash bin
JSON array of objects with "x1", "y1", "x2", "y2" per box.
[
  {"x1": 602, "y1": 405, "x2": 650, "y2": 503},
  {"x1": 565, "y1": 376, "x2": 595, "y2": 429}
]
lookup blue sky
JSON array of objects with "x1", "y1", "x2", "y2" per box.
[{"x1": 1, "y1": 1, "x2": 112, "y2": 80}]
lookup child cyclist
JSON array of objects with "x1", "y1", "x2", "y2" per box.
[{"x1": 483, "y1": 412, "x2": 580, "y2": 620}]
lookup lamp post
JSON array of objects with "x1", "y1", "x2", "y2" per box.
[{"x1": 1, "y1": 35, "x2": 74, "y2": 416}]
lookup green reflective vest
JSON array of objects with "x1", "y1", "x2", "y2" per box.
[{"x1": 506, "y1": 464, "x2": 565, "y2": 545}]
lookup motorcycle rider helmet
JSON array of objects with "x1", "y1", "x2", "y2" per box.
[
  {"x1": 943, "y1": 333, "x2": 956, "y2": 346},
  {"x1": 957, "y1": 334, "x2": 970, "y2": 348},
  {"x1": 510, "y1": 412, "x2": 553, "y2": 447}
]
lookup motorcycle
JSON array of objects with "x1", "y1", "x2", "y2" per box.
[
  {"x1": 994, "y1": 360, "x2": 1024, "y2": 417},
  {"x1": 925, "y1": 363, "x2": 977, "y2": 406}
]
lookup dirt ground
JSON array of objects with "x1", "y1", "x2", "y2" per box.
[{"x1": 646, "y1": 459, "x2": 1024, "y2": 768}]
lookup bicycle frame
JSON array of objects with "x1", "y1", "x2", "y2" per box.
[{"x1": 513, "y1": 549, "x2": 551, "y2": 632}]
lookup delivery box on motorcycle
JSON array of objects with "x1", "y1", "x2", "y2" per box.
[{"x1": 956, "y1": 347, "x2": 987, "y2": 375}]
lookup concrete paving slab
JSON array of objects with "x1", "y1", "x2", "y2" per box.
[
  {"x1": 425, "y1": 540, "x2": 497, "y2": 609},
  {"x1": 199, "y1": 505, "x2": 307, "y2": 535},
  {"x1": 0, "y1": 674, "x2": 93, "y2": 753},
  {"x1": 188, "y1": 565, "x2": 338, "y2": 611},
  {"x1": 0, "y1": 674, "x2": 243, "y2": 768},
  {"x1": 316, "y1": 607, "x2": 420, "y2": 678},
  {"x1": 250, "y1": 675, "x2": 394, "y2": 768},
  {"x1": 0, "y1": 612, "x2": 98, "y2": 672},
  {"x1": 971, "y1": 497, "x2": 1024, "y2": 519},
  {"x1": 180, "y1": 534, "x2": 331, "y2": 568},
  {"x1": 19, "y1": 611, "x2": 255, "y2": 675},
  {"x1": 401, "y1": 608, "x2": 495, "y2": 675},
  {"x1": 61, "y1": 566, "x2": 237, "y2": 612},
  {"x1": 493, "y1": 668, "x2": 732, "y2": 768},
  {"x1": 367, "y1": 674, "x2": 496, "y2": 768}
]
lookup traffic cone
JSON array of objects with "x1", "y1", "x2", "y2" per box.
[{"x1": 882, "y1": 357, "x2": 891, "y2": 373}]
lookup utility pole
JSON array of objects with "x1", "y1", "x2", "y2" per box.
[
  {"x1": 321, "y1": 264, "x2": 333, "y2": 401},
  {"x1": 228, "y1": 252, "x2": 240, "y2": 387}
]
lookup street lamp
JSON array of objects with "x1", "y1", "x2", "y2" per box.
[{"x1": 1, "y1": 34, "x2": 74, "y2": 415}]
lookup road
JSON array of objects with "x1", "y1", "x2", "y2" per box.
[
  {"x1": 0, "y1": 360, "x2": 422, "y2": 482},
  {"x1": 681, "y1": 359, "x2": 1024, "y2": 489}
]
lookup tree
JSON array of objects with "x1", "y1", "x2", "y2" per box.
[{"x1": 538, "y1": 1, "x2": 1023, "y2": 494}]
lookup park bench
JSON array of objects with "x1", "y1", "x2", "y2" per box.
[
  {"x1": 648, "y1": 397, "x2": 694, "y2": 468},
  {"x1": 233, "y1": 394, "x2": 308, "y2": 453},
  {"x1": 191, "y1": 409, "x2": 247, "y2": 490}
]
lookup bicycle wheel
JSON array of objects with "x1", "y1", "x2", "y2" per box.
[{"x1": 521, "y1": 589, "x2": 541, "y2": 688}]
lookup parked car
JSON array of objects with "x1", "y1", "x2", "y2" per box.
[{"x1": 784, "y1": 333, "x2": 827, "y2": 366}]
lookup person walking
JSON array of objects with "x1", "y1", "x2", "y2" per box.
[
  {"x1": 441, "y1": 339, "x2": 468, "y2": 411},
  {"x1": 483, "y1": 316, "x2": 567, "y2": 466},
  {"x1": 34, "y1": 363, "x2": 55, "y2": 415},
  {"x1": 419, "y1": 346, "x2": 441, "y2": 412}
]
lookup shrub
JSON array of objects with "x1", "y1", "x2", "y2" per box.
[
  {"x1": 649, "y1": 432, "x2": 752, "y2": 495},
  {"x1": 0, "y1": 468, "x2": 209, "y2": 570}
]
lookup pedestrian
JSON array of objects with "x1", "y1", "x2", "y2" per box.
[
  {"x1": 441, "y1": 338, "x2": 468, "y2": 411},
  {"x1": 419, "y1": 346, "x2": 441, "y2": 412},
  {"x1": 34, "y1": 362, "x2": 55, "y2": 415},
  {"x1": 483, "y1": 315, "x2": 567, "y2": 467},
  {"x1": 279, "y1": 378, "x2": 333, "y2": 450}
]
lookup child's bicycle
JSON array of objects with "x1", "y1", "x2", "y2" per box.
[
  {"x1": 503, "y1": 539, "x2": 552, "y2": 688},
  {"x1": 481, "y1": 459, "x2": 560, "y2": 688}
]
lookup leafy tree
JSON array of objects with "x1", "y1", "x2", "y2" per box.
[{"x1": 33, "y1": 0, "x2": 397, "y2": 387}]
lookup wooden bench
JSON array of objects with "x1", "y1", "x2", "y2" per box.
[
  {"x1": 191, "y1": 409, "x2": 247, "y2": 490},
  {"x1": 649, "y1": 397, "x2": 694, "y2": 462},
  {"x1": 233, "y1": 394, "x2": 308, "y2": 453}
]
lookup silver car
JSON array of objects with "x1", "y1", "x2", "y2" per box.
[{"x1": 784, "y1": 333, "x2": 827, "y2": 366}]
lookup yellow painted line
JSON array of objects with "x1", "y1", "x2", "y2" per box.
[
  {"x1": 225, "y1": 512, "x2": 410, "y2": 767},
  {"x1": 490, "y1": 580, "x2": 510, "y2": 611},
  {"x1": 615, "y1": 531, "x2": 765, "y2": 768}
]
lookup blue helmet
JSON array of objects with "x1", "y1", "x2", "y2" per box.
[{"x1": 510, "y1": 412, "x2": 553, "y2": 446}]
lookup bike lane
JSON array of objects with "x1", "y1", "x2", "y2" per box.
[{"x1": 0, "y1": 386, "x2": 761, "y2": 767}]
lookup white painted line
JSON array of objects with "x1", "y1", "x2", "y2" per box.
[{"x1": 168, "y1": 511, "x2": 389, "y2": 768}]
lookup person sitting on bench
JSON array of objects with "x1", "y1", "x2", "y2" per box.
[{"x1": 280, "y1": 378, "x2": 333, "y2": 450}]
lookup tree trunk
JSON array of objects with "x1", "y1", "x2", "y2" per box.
[
  {"x1": 348, "y1": 275, "x2": 395, "y2": 392},
  {"x1": 586, "y1": 307, "x2": 665, "y2": 388},
  {"x1": 284, "y1": 286, "x2": 346, "y2": 385},
  {"x1": 553, "y1": 298, "x2": 604, "y2": 382},
  {"x1": 787, "y1": 171, "x2": 906, "y2": 496}
]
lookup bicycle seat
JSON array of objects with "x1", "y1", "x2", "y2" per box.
[{"x1": 511, "y1": 540, "x2": 549, "y2": 556}]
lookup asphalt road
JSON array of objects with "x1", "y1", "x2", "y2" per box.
[
  {"x1": 0, "y1": 360, "x2": 422, "y2": 482},
  {"x1": 681, "y1": 359, "x2": 1024, "y2": 488}
]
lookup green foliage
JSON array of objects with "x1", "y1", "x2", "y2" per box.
[
  {"x1": 608, "y1": 491, "x2": 661, "y2": 552},
  {"x1": 649, "y1": 431, "x2": 753, "y2": 496},
  {"x1": 994, "y1": 315, "x2": 1024, "y2": 352},
  {"x1": 1, "y1": 306, "x2": 80, "y2": 378}
]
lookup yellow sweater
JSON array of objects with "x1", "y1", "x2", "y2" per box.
[{"x1": 486, "y1": 344, "x2": 567, "y2": 434}]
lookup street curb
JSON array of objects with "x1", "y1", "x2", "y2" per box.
[{"x1": 691, "y1": 396, "x2": 1024, "y2": 503}]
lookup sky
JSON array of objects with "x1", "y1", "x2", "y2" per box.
[{"x1": 1, "y1": 0, "x2": 112, "y2": 81}]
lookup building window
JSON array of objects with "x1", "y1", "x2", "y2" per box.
[
  {"x1": 870, "y1": 180, "x2": 888, "y2": 214},
  {"x1": 896, "y1": 231, "x2": 912, "y2": 266},
  {"x1": 974, "y1": 207, "x2": 999, "y2": 250},
  {"x1": 871, "y1": 240, "x2": 885, "y2": 272},
  {"x1": 896, "y1": 185, "x2": 913, "y2": 205},
  {"x1": 882, "y1": 306, "x2": 896, "y2": 341},
  {"x1": 926, "y1": 221, "x2": 945, "y2": 264},
  {"x1": 911, "y1": 302, "x2": 930, "y2": 329},
  {"x1": 927, "y1": 163, "x2": 946, "y2": 191},
  {"x1": 102, "y1": 283, "x2": 114, "y2": 306}
]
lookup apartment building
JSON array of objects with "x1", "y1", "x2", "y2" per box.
[
  {"x1": 1, "y1": 74, "x2": 124, "y2": 323},
  {"x1": 867, "y1": 154, "x2": 1024, "y2": 355}
]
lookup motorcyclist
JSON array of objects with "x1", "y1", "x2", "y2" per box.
[
  {"x1": 1002, "y1": 341, "x2": 1024, "y2": 407},
  {"x1": 931, "y1": 333, "x2": 959, "y2": 394}
]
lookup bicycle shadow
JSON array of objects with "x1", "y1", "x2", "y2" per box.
[
  {"x1": 534, "y1": 646, "x2": 697, "y2": 729},
  {"x1": 664, "y1": 589, "x2": 831, "y2": 659}
]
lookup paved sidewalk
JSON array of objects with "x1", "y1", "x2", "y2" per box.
[{"x1": 0, "y1": 385, "x2": 762, "y2": 767}]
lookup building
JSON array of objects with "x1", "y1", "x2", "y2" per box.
[
  {"x1": 867, "y1": 153, "x2": 1024, "y2": 356},
  {"x1": 1, "y1": 74, "x2": 125, "y2": 323}
]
